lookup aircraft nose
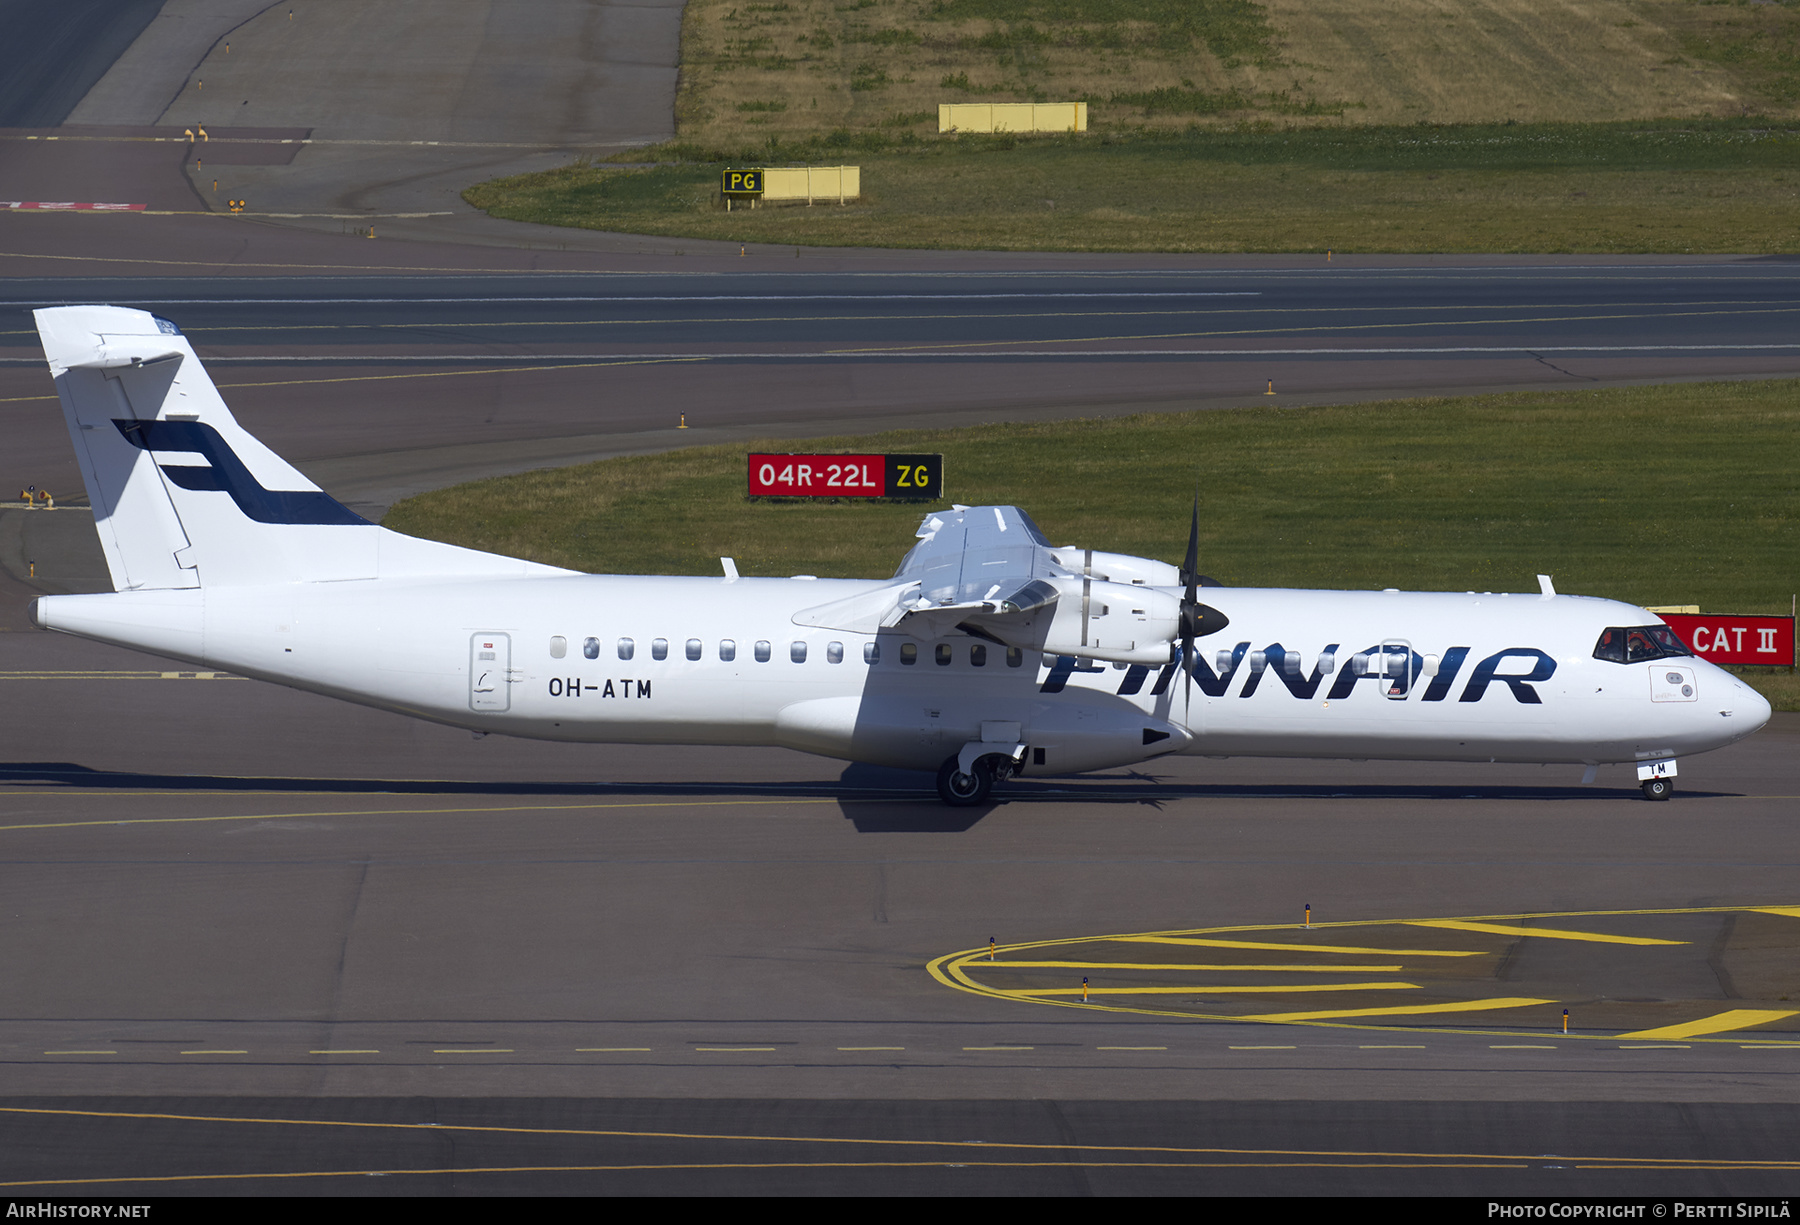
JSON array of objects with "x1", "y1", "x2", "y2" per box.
[
  {"x1": 1737, "y1": 680, "x2": 1774, "y2": 734},
  {"x1": 1705, "y1": 661, "x2": 1772, "y2": 736}
]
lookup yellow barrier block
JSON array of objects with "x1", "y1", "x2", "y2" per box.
[
  {"x1": 759, "y1": 166, "x2": 860, "y2": 204},
  {"x1": 938, "y1": 102, "x2": 1087, "y2": 134}
]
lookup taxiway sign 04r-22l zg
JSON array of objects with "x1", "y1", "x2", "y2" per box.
[{"x1": 27, "y1": 307, "x2": 1773, "y2": 804}]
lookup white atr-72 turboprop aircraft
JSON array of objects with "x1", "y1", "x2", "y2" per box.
[{"x1": 28, "y1": 306, "x2": 1772, "y2": 804}]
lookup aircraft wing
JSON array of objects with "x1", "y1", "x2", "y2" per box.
[{"x1": 796, "y1": 505, "x2": 1186, "y2": 664}]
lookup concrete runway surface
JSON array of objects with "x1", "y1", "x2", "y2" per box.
[{"x1": 1, "y1": 3, "x2": 1798, "y2": 1199}]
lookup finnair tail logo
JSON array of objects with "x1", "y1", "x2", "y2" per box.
[{"x1": 115, "y1": 419, "x2": 367, "y2": 527}]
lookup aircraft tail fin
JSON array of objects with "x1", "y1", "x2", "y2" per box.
[
  {"x1": 37, "y1": 306, "x2": 567, "y2": 591},
  {"x1": 36, "y1": 305, "x2": 379, "y2": 589}
]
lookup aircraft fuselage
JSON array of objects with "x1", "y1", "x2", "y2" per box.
[{"x1": 34, "y1": 574, "x2": 1766, "y2": 776}]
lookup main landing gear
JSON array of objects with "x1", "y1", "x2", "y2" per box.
[
  {"x1": 937, "y1": 753, "x2": 1022, "y2": 806},
  {"x1": 1641, "y1": 777, "x2": 1673, "y2": 801}
]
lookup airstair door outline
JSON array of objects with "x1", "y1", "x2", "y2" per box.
[
  {"x1": 1364, "y1": 640, "x2": 1415, "y2": 699},
  {"x1": 469, "y1": 632, "x2": 512, "y2": 712}
]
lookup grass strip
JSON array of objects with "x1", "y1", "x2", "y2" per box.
[{"x1": 466, "y1": 120, "x2": 1800, "y2": 254}]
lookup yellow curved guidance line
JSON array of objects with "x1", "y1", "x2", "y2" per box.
[{"x1": 927, "y1": 904, "x2": 1800, "y2": 1041}]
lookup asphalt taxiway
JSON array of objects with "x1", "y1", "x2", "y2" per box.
[
  {"x1": 3, "y1": 252, "x2": 1799, "y2": 1192},
  {"x1": 4, "y1": 24, "x2": 1800, "y2": 1192},
  {"x1": 1, "y1": 616, "x2": 1796, "y2": 1193},
  {"x1": 6, "y1": 260, "x2": 1800, "y2": 518}
]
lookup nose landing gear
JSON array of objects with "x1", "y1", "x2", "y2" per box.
[{"x1": 1636, "y1": 758, "x2": 1677, "y2": 802}]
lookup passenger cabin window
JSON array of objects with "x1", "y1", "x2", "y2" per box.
[
  {"x1": 935, "y1": 643, "x2": 952, "y2": 666},
  {"x1": 1594, "y1": 625, "x2": 1692, "y2": 663},
  {"x1": 755, "y1": 640, "x2": 772, "y2": 662},
  {"x1": 582, "y1": 637, "x2": 599, "y2": 660},
  {"x1": 791, "y1": 641, "x2": 808, "y2": 663},
  {"x1": 1006, "y1": 646, "x2": 1023, "y2": 668},
  {"x1": 900, "y1": 642, "x2": 917, "y2": 665},
  {"x1": 827, "y1": 642, "x2": 844, "y2": 664},
  {"x1": 970, "y1": 644, "x2": 987, "y2": 666},
  {"x1": 686, "y1": 638, "x2": 702, "y2": 661},
  {"x1": 549, "y1": 636, "x2": 567, "y2": 659},
  {"x1": 864, "y1": 642, "x2": 881, "y2": 665},
  {"x1": 719, "y1": 639, "x2": 736, "y2": 661},
  {"x1": 651, "y1": 638, "x2": 669, "y2": 661},
  {"x1": 615, "y1": 637, "x2": 633, "y2": 660}
]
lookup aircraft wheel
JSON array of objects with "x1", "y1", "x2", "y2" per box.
[
  {"x1": 1641, "y1": 777, "x2": 1673, "y2": 801},
  {"x1": 937, "y1": 755, "x2": 994, "y2": 806}
]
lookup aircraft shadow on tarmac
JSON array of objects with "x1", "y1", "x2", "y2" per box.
[{"x1": 1, "y1": 761, "x2": 1717, "y2": 825}]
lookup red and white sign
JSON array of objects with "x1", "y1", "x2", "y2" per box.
[
  {"x1": 1660, "y1": 614, "x2": 1794, "y2": 666},
  {"x1": 2, "y1": 202, "x2": 147, "y2": 211},
  {"x1": 749, "y1": 453, "x2": 887, "y2": 497}
]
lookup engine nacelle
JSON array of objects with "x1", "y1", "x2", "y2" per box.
[
  {"x1": 1047, "y1": 549, "x2": 1182, "y2": 588},
  {"x1": 1034, "y1": 578, "x2": 1180, "y2": 665}
]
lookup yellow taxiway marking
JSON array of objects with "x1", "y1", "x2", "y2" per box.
[
  {"x1": 930, "y1": 904, "x2": 1800, "y2": 1036},
  {"x1": 168, "y1": 298, "x2": 1784, "y2": 340},
  {"x1": 1491, "y1": 1045, "x2": 1558, "y2": 1050},
  {"x1": 1098, "y1": 1046, "x2": 1167, "y2": 1051},
  {"x1": 0, "y1": 796, "x2": 840, "y2": 834},
  {"x1": 1239, "y1": 998, "x2": 1553, "y2": 1024},
  {"x1": 1409, "y1": 919, "x2": 1685, "y2": 946},
  {"x1": 10, "y1": 1103, "x2": 1800, "y2": 1187},
  {"x1": 1361, "y1": 1045, "x2": 1426, "y2": 1049},
  {"x1": 43, "y1": 1051, "x2": 116, "y2": 1056},
  {"x1": 433, "y1": 1049, "x2": 512, "y2": 1054},
  {"x1": 210, "y1": 355, "x2": 710, "y2": 393},
  {"x1": 0, "y1": 670, "x2": 240, "y2": 680},
  {"x1": 1620, "y1": 1044, "x2": 1690, "y2": 1049},
  {"x1": 963, "y1": 1046, "x2": 1034, "y2": 1051},
  {"x1": 694, "y1": 1047, "x2": 774, "y2": 1052},
  {"x1": 1229, "y1": 1046, "x2": 1295, "y2": 1050},
  {"x1": 0, "y1": 248, "x2": 679, "y2": 274},
  {"x1": 990, "y1": 961, "x2": 1404, "y2": 972},
  {"x1": 1618, "y1": 1009, "x2": 1800, "y2": 1041},
  {"x1": 1014, "y1": 982, "x2": 1420, "y2": 996},
  {"x1": 828, "y1": 305, "x2": 1800, "y2": 357},
  {"x1": 309, "y1": 1050, "x2": 379, "y2": 1055},
  {"x1": 577, "y1": 1048, "x2": 651, "y2": 1052},
  {"x1": 180, "y1": 1050, "x2": 247, "y2": 1055},
  {"x1": 0, "y1": 356, "x2": 710, "y2": 404},
  {"x1": 1116, "y1": 936, "x2": 1484, "y2": 958},
  {"x1": 837, "y1": 1047, "x2": 905, "y2": 1052}
]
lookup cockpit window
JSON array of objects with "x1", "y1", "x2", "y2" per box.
[{"x1": 1593, "y1": 625, "x2": 1692, "y2": 664}]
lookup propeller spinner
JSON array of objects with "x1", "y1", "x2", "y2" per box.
[{"x1": 1176, "y1": 495, "x2": 1228, "y2": 715}]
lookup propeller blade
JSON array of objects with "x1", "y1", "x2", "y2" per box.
[
  {"x1": 1182, "y1": 491, "x2": 1199, "y2": 719},
  {"x1": 1183, "y1": 637, "x2": 1193, "y2": 720},
  {"x1": 1181, "y1": 492, "x2": 1200, "y2": 599}
]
